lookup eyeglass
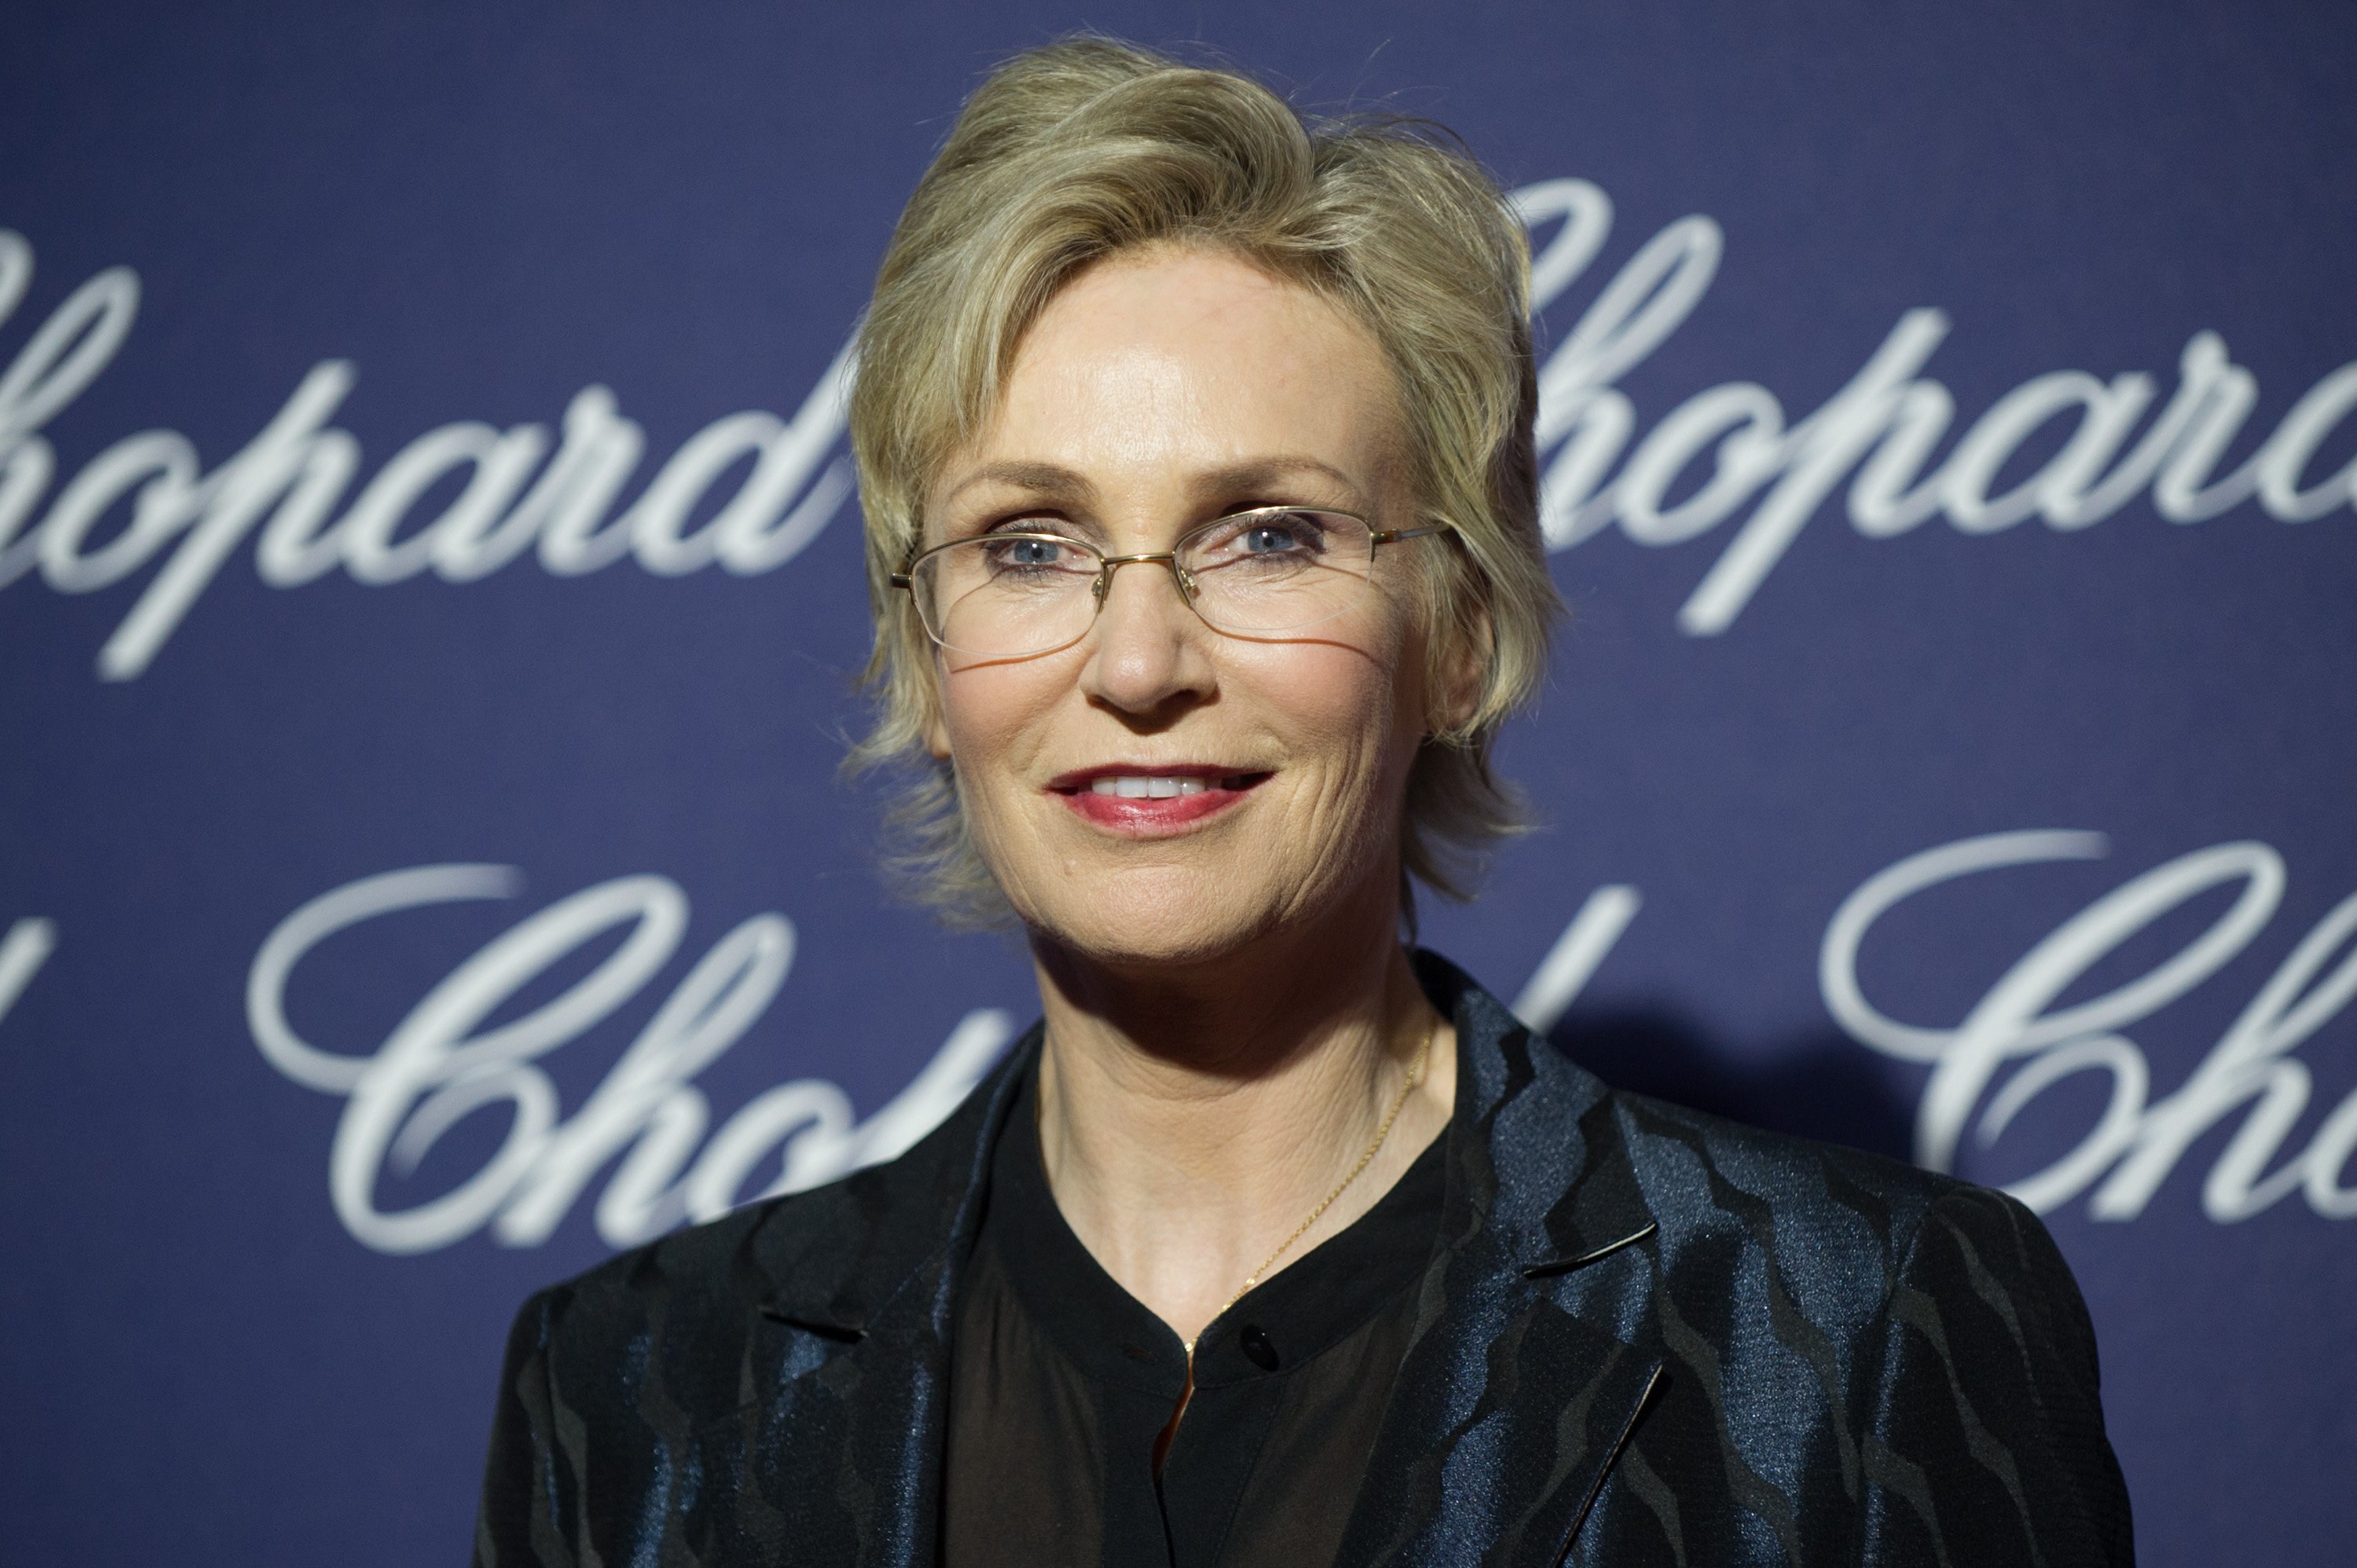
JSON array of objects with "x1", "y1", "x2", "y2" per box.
[{"x1": 891, "y1": 507, "x2": 1453, "y2": 660}]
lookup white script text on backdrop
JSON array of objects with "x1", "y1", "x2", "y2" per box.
[
  {"x1": 5, "y1": 182, "x2": 2352, "y2": 677},
  {"x1": 248, "y1": 866, "x2": 1010, "y2": 1255},
  {"x1": 251, "y1": 838, "x2": 2354, "y2": 1257},
  {"x1": 1826, "y1": 830, "x2": 2357, "y2": 1222}
]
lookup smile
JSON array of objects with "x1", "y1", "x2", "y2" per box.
[{"x1": 1047, "y1": 767, "x2": 1270, "y2": 834}]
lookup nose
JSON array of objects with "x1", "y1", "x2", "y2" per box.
[{"x1": 1076, "y1": 555, "x2": 1215, "y2": 716}]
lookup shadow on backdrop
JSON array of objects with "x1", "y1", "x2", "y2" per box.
[{"x1": 1548, "y1": 1010, "x2": 1915, "y2": 1166}]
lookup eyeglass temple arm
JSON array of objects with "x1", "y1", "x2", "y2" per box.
[{"x1": 1371, "y1": 523, "x2": 1455, "y2": 546}]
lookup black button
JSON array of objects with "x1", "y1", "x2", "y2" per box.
[{"x1": 1238, "y1": 1324, "x2": 1280, "y2": 1371}]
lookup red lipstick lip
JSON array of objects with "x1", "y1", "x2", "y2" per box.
[{"x1": 1046, "y1": 764, "x2": 1273, "y2": 837}]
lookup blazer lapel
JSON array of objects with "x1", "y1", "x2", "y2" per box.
[
  {"x1": 1340, "y1": 958, "x2": 1666, "y2": 1568},
  {"x1": 703, "y1": 1027, "x2": 1039, "y2": 1568}
]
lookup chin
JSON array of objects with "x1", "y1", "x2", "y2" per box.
[{"x1": 1011, "y1": 863, "x2": 1296, "y2": 971}]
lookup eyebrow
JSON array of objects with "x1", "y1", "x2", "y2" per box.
[
  {"x1": 942, "y1": 462, "x2": 1099, "y2": 507},
  {"x1": 939, "y1": 456, "x2": 1369, "y2": 511}
]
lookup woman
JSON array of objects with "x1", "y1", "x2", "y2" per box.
[{"x1": 475, "y1": 39, "x2": 2131, "y2": 1567}]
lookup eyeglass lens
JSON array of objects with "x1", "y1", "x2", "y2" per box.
[{"x1": 910, "y1": 510, "x2": 1380, "y2": 658}]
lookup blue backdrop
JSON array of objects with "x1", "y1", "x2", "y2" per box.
[{"x1": 4, "y1": 3, "x2": 2352, "y2": 1562}]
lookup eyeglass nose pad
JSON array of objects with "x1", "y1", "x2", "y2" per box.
[
  {"x1": 1172, "y1": 562, "x2": 1200, "y2": 600},
  {"x1": 1091, "y1": 572, "x2": 1110, "y2": 605}
]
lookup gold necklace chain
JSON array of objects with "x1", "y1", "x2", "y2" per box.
[{"x1": 1183, "y1": 1016, "x2": 1437, "y2": 1353}]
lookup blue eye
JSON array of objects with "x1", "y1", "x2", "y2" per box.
[
  {"x1": 1186, "y1": 511, "x2": 1345, "y2": 575},
  {"x1": 1236, "y1": 512, "x2": 1332, "y2": 555},
  {"x1": 977, "y1": 533, "x2": 1086, "y2": 573}
]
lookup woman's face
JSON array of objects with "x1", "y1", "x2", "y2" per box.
[{"x1": 923, "y1": 247, "x2": 1448, "y2": 967}]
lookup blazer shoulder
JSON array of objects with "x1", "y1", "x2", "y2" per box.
[
  {"x1": 545, "y1": 1154, "x2": 913, "y2": 1331},
  {"x1": 1587, "y1": 1084, "x2": 2117, "y2": 1454},
  {"x1": 1600, "y1": 1083, "x2": 1985, "y2": 1281},
  {"x1": 515, "y1": 1192, "x2": 880, "y2": 1463}
]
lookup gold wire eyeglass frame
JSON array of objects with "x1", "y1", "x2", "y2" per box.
[{"x1": 889, "y1": 506, "x2": 1456, "y2": 658}]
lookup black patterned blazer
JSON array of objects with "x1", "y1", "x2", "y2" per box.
[{"x1": 474, "y1": 953, "x2": 2132, "y2": 1566}]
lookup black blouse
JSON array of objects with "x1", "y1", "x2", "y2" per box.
[{"x1": 942, "y1": 1069, "x2": 1447, "y2": 1567}]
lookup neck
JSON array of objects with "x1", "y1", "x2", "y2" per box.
[{"x1": 1028, "y1": 905, "x2": 1457, "y2": 1348}]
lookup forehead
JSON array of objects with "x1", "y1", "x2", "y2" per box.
[{"x1": 937, "y1": 247, "x2": 1406, "y2": 508}]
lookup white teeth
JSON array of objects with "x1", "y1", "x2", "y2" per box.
[{"x1": 1088, "y1": 775, "x2": 1212, "y2": 797}]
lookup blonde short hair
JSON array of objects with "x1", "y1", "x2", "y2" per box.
[{"x1": 849, "y1": 36, "x2": 1558, "y2": 929}]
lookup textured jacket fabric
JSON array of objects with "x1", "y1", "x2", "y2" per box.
[{"x1": 473, "y1": 952, "x2": 2133, "y2": 1566}]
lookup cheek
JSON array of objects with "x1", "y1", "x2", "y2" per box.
[
  {"x1": 936, "y1": 655, "x2": 1069, "y2": 782},
  {"x1": 1245, "y1": 638, "x2": 1424, "y2": 789}
]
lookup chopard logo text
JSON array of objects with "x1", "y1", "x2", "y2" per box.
[
  {"x1": 4, "y1": 181, "x2": 2351, "y2": 676},
  {"x1": 248, "y1": 865, "x2": 1012, "y2": 1255},
  {"x1": 1826, "y1": 831, "x2": 2357, "y2": 1221}
]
